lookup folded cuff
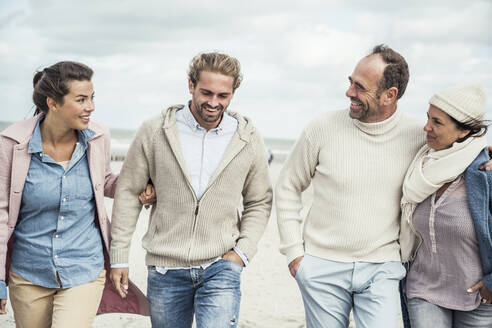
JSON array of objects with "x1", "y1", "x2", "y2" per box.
[
  {"x1": 233, "y1": 247, "x2": 249, "y2": 266},
  {"x1": 110, "y1": 249, "x2": 130, "y2": 265}
]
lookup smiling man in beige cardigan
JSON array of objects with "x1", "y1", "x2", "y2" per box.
[{"x1": 109, "y1": 52, "x2": 272, "y2": 328}]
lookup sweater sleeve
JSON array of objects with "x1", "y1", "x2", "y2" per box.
[
  {"x1": 110, "y1": 120, "x2": 154, "y2": 264},
  {"x1": 483, "y1": 273, "x2": 492, "y2": 292},
  {"x1": 275, "y1": 128, "x2": 319, "y2": 265},
  {"x1": 235, "y1": 131, "x2": 273, "y2": 261}
]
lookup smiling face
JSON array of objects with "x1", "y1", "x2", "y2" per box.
[
  {"x1": 345, "y1": 55, "x2": 388, "y2": 123},
  {"x1": 50, "y1": 79, "x2": 95, "y2": 130},
  {"x1": 188, "y1": 70, "x2": 234, "y2": 130},
  {"x1": 424, "y1": 105, "x2": 470, "y2": 150}
]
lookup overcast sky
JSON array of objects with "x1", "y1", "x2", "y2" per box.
[{"x1": 1, "y1": 0, "x2": 491, "y2": 139}]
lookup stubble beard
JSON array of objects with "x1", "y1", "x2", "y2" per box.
[
  {"x1": 194, "y1": 101, "x2": 225, "y2": 124},
  {"x1": 349, "y1": 98, "x2": 369, "y2": 121},
  {"x1": 349, "y1": 96, "x2": 382, "y2": 123}
]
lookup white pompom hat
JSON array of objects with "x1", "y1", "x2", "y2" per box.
[{"x1": 429, "y1": 84, "x2": 486, "y2": 123}]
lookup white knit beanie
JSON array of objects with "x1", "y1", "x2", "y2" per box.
[{"x1": 429, "y1": 84, "x2": 486, "y2": 123}]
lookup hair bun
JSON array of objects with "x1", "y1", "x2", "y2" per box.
[{"x1": 33, "y1": 71, "x2": 44, "y2": 87}]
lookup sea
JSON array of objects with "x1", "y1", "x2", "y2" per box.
[
  {"x1": 3, "y1": 120, "x2": 492, "y2": 163},
  {"x1": 0, "y1": 121, "x2": 295, "y2": 163}
]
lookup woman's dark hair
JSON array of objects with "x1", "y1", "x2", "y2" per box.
[
  {"x1": 451, "y1": 116, "x2": 489, "y2": 143},
  {"x1": 33, "y1": 61, "x2": 93, "y2": 115}
]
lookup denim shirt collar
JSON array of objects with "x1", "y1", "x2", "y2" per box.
[
  {"x1": 28, "y1": 116, "x2": 96, "y2": 154},
  {"x1": 183, "y1": 101, "x2": 237, "y2": 135}
]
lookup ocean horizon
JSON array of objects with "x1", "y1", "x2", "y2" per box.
[
  {"x1": 0, "y1": 120, "x2": 295, "y2": 162},
  {"x1": 2, "y1": 120, "x2": 492, "y2": 162}
]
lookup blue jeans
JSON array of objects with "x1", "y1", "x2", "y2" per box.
[
  {"x1": 147, "y1": 259, "x2": 242, "y2": 328},
  {"x1": 407, "y1": 297, "x2": 492, "y2": 328},
  {"x1": 295, "y1": 254, "x2": 406, "y2": 328}
]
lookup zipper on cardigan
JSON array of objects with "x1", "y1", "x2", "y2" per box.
[
  {"x1": 192, "y1": 202, "x2": 199, "y2": 232},
  {"x1": 187, "y1": 201, "x2": 200, "y2": 263}
]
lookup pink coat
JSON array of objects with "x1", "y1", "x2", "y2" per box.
[{"x1": 0, "y1": 114, "x2": 149, "y2": 316}]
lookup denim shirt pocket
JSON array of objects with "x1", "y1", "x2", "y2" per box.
[{"x1": 72, "y1": 162, "x2": 95, "y2": 201}]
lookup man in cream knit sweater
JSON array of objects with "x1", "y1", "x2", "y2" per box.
[
  {"x1": 109, "y1": 52, "x2": 272, "y2": 328},
  {"x1": 276, "y1": 45, "x2": 424, "y2": 328}
]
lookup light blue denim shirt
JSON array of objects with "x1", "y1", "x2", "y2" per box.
[{"x1": 7, "y1": 118, "x2": 104, "y2": 292}]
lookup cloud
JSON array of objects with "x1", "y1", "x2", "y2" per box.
[
  {"x1": 1, "y1": 0, "x2": 491, "y2": 139},
  {"x1": 393, "y1": 1, "x2": 492, "y2": 44}
]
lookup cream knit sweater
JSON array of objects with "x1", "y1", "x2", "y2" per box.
[
  {"x1": 110, "y1": 106, "x2": 272, "y2": 267},
  {"x1": 276, "y1": 109, "x2": 425, "y2": 264}
]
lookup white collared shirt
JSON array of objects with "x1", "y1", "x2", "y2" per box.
[{"x1": 175, "y1": 103, "x2": 238, "y2": 200}]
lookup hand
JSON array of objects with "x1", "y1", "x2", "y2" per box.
[
  {"x1": 222, "y1": 250, "x2": 244, "y2": 266},
  {"x1": 110, "y1": 268, "x2": 129, "y2": 299},
  {"x1": 468, "y1": 280, "x2": 492, "y2": 304},
  {"x1": 139, "y1": 184, "x2": 156, "y2": 208},
  {"x1": 0, "y1": 299, "x2": 6, "y2": 314},
  {"x1": 480, "y1": 147, "x2": 492, "y2": 170},
  {"x1": 288, "y1": 256, "x2": 304, "y2": 278}
]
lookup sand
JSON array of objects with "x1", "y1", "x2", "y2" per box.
[{"x1": 0, "y1": 159, "x2": 403, "y2": 327}]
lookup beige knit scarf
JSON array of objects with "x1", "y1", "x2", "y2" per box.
[{"x1": 399, "y1": 135, "x2": 487, "y2": 261}]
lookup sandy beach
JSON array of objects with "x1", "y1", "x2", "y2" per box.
[{"x1": 0, "y1": 159, "x2": 403, "y2": 327}]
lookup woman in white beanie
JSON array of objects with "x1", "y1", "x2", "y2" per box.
[{"x1": 400, "y1": 84, "x2": 492, "y2": 327}]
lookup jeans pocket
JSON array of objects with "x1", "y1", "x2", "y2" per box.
[
  {"x1": 294, "y1": 256, "x2": 306, "y2": 281},
  {"x1": 220, "y1": 259, "x2": 244, "y2": 273},
  {"x1": 382, "y1": 261, "x2": 407, "y2": 281},
  {"x1": 148, "y1": 265, "x2": 169, "y2": 276},
  {"x1": 155, "y1": 267, "x2": 169, "y2": 275},
  {"x1": 394, "y1": 262, "x2": 407, "y2": 280}
]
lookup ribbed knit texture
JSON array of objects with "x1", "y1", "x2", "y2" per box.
[
  {"x1": 276, "y1": 109, "x2": 425, "y2": 264},
  {"x1": 429, "y1": 84, "x2": 486, "y2": 122},
  {"x1": 110, "y1": 105, "x2": 272, "y2": 267}
]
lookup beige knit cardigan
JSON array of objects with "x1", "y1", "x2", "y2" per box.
[{"x1": 110, "y1": 105, "x2": 273, "y2": 267}]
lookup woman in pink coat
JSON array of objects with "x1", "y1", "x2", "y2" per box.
[{"x1": 0, "y1": 61, "x2": 152, "y2": 328}]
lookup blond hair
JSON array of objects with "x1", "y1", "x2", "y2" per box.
[{"x1": 188, "y1": 52, "x2": 243, "y2": 91}]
